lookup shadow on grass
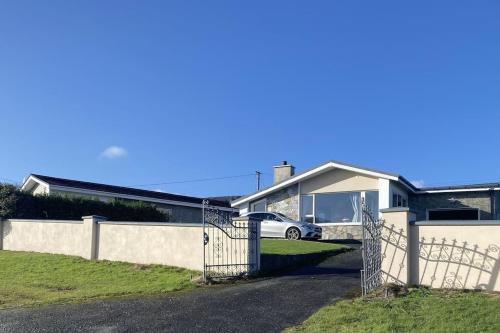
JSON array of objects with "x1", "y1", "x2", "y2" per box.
[{"x1": 259, "y1": 240, "x2": 360, "y2": 277}]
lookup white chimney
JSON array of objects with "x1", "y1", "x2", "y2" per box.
[{"x1": 273, "y1": 161, "x2": 295, "y2": 184}]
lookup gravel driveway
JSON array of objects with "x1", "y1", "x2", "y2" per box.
[{"x1": 0, "y1": 248, "x2": 361, "y2": 333}]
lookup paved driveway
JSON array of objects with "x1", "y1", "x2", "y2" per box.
[{"x1": 0, "y1": 249, "x2": 362, "y2": 333}]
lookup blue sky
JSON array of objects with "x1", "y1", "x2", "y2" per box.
[{"x1": 1, "y1": 1, "x2": 499, "y2": 197}]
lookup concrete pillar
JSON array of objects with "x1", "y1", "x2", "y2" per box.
[
  {"x1": 82, "y1": 215, "x2": 107, "y2": 260},
  {"x1": 380, "y1": 208, "x2": 416, "y2": 285}
]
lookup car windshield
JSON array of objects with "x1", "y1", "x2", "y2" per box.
[{"x1": 276, "y1": 213, "x2": 293, "y2": 220}]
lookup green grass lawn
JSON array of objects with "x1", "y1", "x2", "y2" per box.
[
  {"x1": 260, "y1": 239, "x2": 346, "y2": 255},
  {"x1": 287, "y1": 288, "x2": 500, "y2": 333},
  {"x1": 0, "y1": 250, "x2": 199, "y2": 309}
]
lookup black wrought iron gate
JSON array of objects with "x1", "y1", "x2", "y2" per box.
[
  {"x1": 202, "y1": 200, "x2": 259, "y2": 282},
  {"x1": 361, "y1": 202, "x2": 383, "y2": 295}
]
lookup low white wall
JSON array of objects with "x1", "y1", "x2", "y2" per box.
[
  {"x1": 0, "y1": 216, "x2": 259, "y2": 274},
  {"x1": 1, "y1": 219, "x2": 89, "y2": 258},
  {"x1": 412, "y1": 222, "x2": 500, "y2": 291},
  {"x1": 381, "y1": 209, "x2": 500, "y2": 292},
  {"x1": 97, "y1": 222, "x2": 204, "y2": 271}
]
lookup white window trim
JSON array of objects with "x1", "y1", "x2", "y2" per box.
[{"x1": 251, "y1": 199, "x2": 267, "y2": 212}]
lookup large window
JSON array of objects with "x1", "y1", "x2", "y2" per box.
[
  {"x1": 300, "y1": 191, "x2": 379, "y2": 224},
  {"x1": 315, "y1": 192, "x2": 361, "y2": 223}
]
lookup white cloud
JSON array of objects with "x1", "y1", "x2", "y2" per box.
[
  {"x1": 153, "y1": 189, "x2": 165, "y2": 193},
  {"x1": 410, "y1": 180, "x2": 425, "y2": 188},
  {"x1": 100, "y1": 146, "x2": 128, "y2": 159}
]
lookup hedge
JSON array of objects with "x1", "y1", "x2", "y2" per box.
[{"x1": 0, "y1": 183, "x2": 168, "y2": 222}]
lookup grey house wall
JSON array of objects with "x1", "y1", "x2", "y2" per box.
[
  {"x1": 251, "y1": 184, "x2": 299, "y2": 220},
  {"x1": 321, "y1": 225, "x2": 362, "y2": 240},
  {"x1": 409, "y1": 191, "x2": 497, "y2": 221}
]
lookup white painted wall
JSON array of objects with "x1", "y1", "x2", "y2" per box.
[
  {"x1": 98, "y1": 222, "x2": 204, "y2": 270},
  {"x1": 1, "y1": 219, "x2": 90, "y2": 257},
  {"x1": 0, "y1": 217, "x2": 258, "y2": 273},
  {"x1": 32, "y1": 183, "x2": 49, "y2": 195},
  {"x1": 378, "y1": 178, "x2": 390, "y2": 210},
  {"x1": 381, "y1": 209, "x2": 500, "y2": 292},
  {"x1": 300, "y1": 169, "x2": 379, "y2": 194}
]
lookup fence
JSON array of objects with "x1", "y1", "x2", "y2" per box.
[
  {"x1": 380, "y1": 208, "x2": 500, "y2": 292},
  {"x1": 0, "y1": 216, "x2": 259, "y2": 274}
]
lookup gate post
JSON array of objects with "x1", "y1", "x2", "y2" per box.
[
  {"x1": 248, "y1": 216, "x2": 261, "y2": 274},
  {"x1": 380, "y1": 208, "x2": 416, "y2": 286},
  {"x1": 82, "y1": 215, "x2": 107, "y2": 260}
]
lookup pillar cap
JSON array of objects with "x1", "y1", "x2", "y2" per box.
[
  {"x1": 380, "y1": 207, "x2": 412, "y2": 213},
  {"x1": 82, "y1": 215, "x2": 108, "y2": 221}
]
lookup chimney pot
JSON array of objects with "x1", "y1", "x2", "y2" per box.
[{"x1": 274, "y1": 161, "x2": 295, "y2": 184}]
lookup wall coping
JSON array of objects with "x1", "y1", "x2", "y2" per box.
[
  {"x1": 82, "y1": 215, "x2": 108, "y2": 220},
  {"x1": 6, "y1": 219, "x2": 83, "y2": 224},
  {"x1": 380, "y1": 207, "x2": 416, "y2": 213},
  {"x1": 98, "y1": 221, "x2": 202, "y2": 227},
  {"x1": 411, "y1": 220, "x2": 500, "y2": 226}
]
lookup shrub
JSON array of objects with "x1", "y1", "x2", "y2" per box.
[
  {"x1": 0, "y1": 183, "x2": 168, "y2": 222},
  {"x1": 0, "y1": 184, "x2": 19, "y2": 218}
]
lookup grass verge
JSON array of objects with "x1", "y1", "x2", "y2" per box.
[
  {"x1": 286, "y1": 288, "x2": 500, "y2": 333},
  {"x1": 0, "y1": 250, "x2": 199, "y2": 309},
  {"x1": 260, "y1": 239, "x2": 347, "y2": 255},
  {"x1": 260, "y1": 239, "x2": 350, "y2": 275}
]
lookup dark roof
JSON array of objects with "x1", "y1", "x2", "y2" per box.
[
  {"x1": 30, "y1": 174, "x2": 231, "y2": 208},
  {"x1": 419, "y1": 182, "x2": 500, "y2": 192}
]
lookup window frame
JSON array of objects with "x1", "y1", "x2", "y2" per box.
[
  {"x1": 300, "y1": 190, "x2": 379, "y2": 226},
  {"x1": 300, "y1": 194, "x2": 315, "y2": 223},
  {"x1": 392, "y1": 193, "x2": 408, "y2": 208}
]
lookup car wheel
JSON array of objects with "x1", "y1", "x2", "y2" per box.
[{"x1": 286, "y1": 227, "x2": 301, "y2": 240}]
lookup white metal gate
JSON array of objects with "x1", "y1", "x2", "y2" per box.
[{"x1": 361, "y1": 202, "x2": 383, "y2": 295}]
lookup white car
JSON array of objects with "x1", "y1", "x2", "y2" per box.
[{"x1": 245, "y1": 212, "x2": 322, "y2": 240}]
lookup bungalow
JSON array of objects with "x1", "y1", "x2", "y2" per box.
[
  {"x1": 231, "y1": 161, "x2": 500, "y2": 239},
  {"x1": 21, "y1": 174, "x2": 234, "y2": 222}
]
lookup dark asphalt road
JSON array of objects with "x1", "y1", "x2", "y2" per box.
[{"x1": 0, "y1": 249, "x2": 362, "y2": 333}]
